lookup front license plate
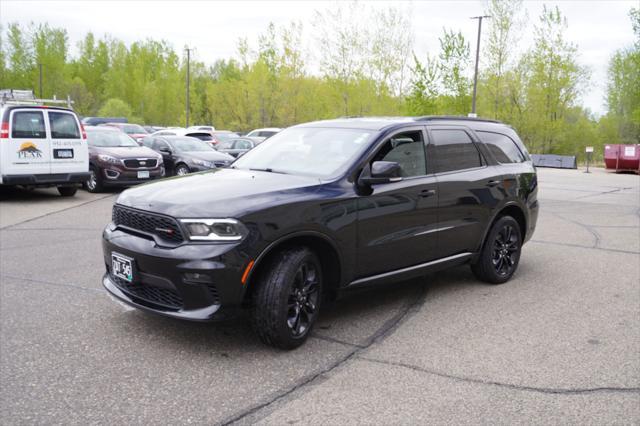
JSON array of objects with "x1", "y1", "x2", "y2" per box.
[
  {"x1": 112, "y1": 253, "x2": 133, "y2": 282},
  {"x1": 137, "y1": 170, "x2": 150, "y2": 179}
]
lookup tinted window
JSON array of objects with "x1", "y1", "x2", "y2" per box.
[
  {"x1": 49, "y1": 112, "x2": 80, "y2": 139},
  {"x1": 234, "y1": 139, "x2": 253, "y2": 149},
  {"x1": 431, "y1": 129, "x2": 483, "y2": 173},
  {"x1": 374, "y1": 131, "x2": 426, "y2": 177},
  {"x1": 152, "y1": 139, "x2": 170, "y2": 151},
  {"x1": 12, "y1": 111, "x2": 46, "y2": 138},
  {"x1": 476, "y1": 131, "x2": 525, "y2": 163}
]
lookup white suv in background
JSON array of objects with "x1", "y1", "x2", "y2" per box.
[
  {"x1": 0, "y1": 90, "x2": 89, "y2": 196},
  {"x1": 245, "y1": 127, "x2": 282, "y2": 142}
]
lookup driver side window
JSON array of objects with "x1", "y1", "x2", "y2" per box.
[{"x1": 373, "y1": 130, "x2": 427, "y2": 177}]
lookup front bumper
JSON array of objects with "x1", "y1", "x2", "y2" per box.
[
  {"x1": 100, "y1": 166, "x2": 165, "y2": 186},
  {"x1": 102, "y1": 226, "x2": 251, "y2": 321}
]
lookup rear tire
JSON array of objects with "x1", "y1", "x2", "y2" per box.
[
  {"x1": 251, "y1": 247, "x2": 322, "y2": 350},
  {"x1": 471, "y1": 216, "x2": 522, "y2": 284},
  {"x1": 57, "y1": 186, "x2": 77, "y2": 197}
]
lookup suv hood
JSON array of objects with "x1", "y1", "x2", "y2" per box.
[
  {"x1": 116, "y1": 168, "x2": 323, "y2": 218},
  {"x1": 91, "y1": 145, "x2": 160, "y2": 159}
]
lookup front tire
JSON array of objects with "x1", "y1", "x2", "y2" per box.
[
  {"x1": 175, "y1": 164, "x2": 190, "y2": 176},
  {"x1": 471, "y1": 216, "x2": 522, "y2": 284},
  {"x1": 85, "y1": 167, "x2": 103, "y2": 193},
  {"x1": 57, "y1": 186, "x2": 77, "y2": 197},
  {"x1": 251, "y1": 247, "x2": 322, "y2": 350}
]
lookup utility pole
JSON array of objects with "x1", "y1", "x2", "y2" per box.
[
  {"x1": 185, "y1": 47, "x2": 192, "y2": 127},
  {"x1": 470, "y1": 15, "x2": 490, "y2": 117},
  {"x1": 38, "y1": 63, "x2": 43, "y2": 99}
]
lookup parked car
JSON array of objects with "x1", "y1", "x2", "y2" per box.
[
  {"x1": 84, "y1": 126, "x2": 164, "y2": 192},
  {"x1": 187, "y1": 125, "x2": 216, "y2": 135},
  {"x1": 210, "y1": 130, "x2": 241, "y2": 146},
  {"x1": 143, "y1": 125, "x2": 165, "y2": 134},
  {"x1": 0, "y1": 89, "x2": 89, "y2": 196},
  {"x1": 101, "y1": 122, "x2": 149, "y2": 143},
  {"x1": 102, "y1": 116, "x2": 538, "y2": 349},
  {"x1": 82, "y1": 116, "x2": 127, "y2": 126},
  {"x1": 245, "y1": 127, "x2": 281, "y2": 142},
  {"x1": 142, "y1": 135, "x2": 234, "y2": 175},
  {"x1": 216, "y1": 137, "x2": 256, "y2": 157}
]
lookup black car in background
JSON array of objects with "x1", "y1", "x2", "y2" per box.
[
  {"x1": 141, "y1": 135, "x2": 234, "y2": 176},
  {"x1": 103, "y1": 116, "x2": 538, "y2": 349},
  {"x1": 215, "y1": 137, "x2": 257, "y2": 157}
]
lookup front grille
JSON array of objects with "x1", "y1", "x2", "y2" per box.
[
  {"x1": 112, "y1": 275, "x2": 183, "y2": 309},
  {"x1": 112, "y1": 205, "x2": 184, "y2": 243},
  {"x1": 123, "y1": 158, "x2": 158, "y2": 169}
]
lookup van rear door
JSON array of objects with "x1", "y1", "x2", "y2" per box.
[
  {"x1": 5, "y1": 108, "x2": 51, "y2": 176},
  {"x1": 46, "y1": 110, "x2": 88, "y2": 175}
]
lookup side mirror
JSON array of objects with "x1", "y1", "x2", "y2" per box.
[
  {"x1": 358, "y1": 161, "x2": 403, "y2": 186},
  {"x1": 159, "y1": 147, "x2": 172, "y2": 155}
]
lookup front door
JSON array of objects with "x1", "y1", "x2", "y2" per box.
[{"x1": 356, "y1": 127, "x2": 439, "y2": 278}]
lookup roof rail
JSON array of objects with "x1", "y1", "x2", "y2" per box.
[
  {"x1": 0, "y1": 89, "x2": 74, "y2": 108},
  {"x1": 415, "y1": 115, "x2": 502, "y2": 124}
]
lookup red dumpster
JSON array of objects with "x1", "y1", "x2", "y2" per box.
[{"x1": 604, "y1": 144, "x2": 640, "y2": 173}]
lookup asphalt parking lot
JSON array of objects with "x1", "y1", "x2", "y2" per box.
[{"x1": 1, "y1": 167, "x2": 639, "y2": 425}]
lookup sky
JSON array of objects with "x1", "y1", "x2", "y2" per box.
[{"x1": 1, "y1": 0, "x2": 637, "y2": 116}]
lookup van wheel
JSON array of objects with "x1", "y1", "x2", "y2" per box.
[
  {"x1": 85, "y1": 167, "x2": 103, "y2": 193},
  {"x1": 175, "y1": 164, "x2": 190, "y2": 176},
  {"x1": 57, "y1": 186, "x2": 77, "y2": 197},
  {"x1": 471, "y1": 216, "x2": 522, "y2": 284},
  {"x1": 251, "y1": 247, "x2": 322, "y2": 350}
]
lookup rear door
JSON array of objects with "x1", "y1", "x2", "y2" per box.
[
  {"x1": 428, "y1": 125, "x2": 497, "y2": 256},
  {"x1": 6, "y1": 108, "x2": 50, "y2": 176},
  {"x1": 47, "y1": 110, "x2": 88, "y2": 175}
]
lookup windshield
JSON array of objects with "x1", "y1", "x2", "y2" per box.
[
  {"x1": 170, "y1": 137, "x2": 214, "y2": 152},
  {"x1": 122, "y1": 124, "x2": 147, "y2": 134},
  {"x1": 232, "y1": 127, "x2": 373, "y2": 178},
  {"x1": 87, "y1": 130, "x2": 138, "y2": 147}
]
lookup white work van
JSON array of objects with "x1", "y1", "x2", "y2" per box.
[{"x1": 0, "y1": 90, "x2": 89, "y2": 196}]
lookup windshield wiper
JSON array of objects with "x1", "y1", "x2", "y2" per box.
[{"x1": 248, "y1": 167, "x2": 288, "y2": 174}]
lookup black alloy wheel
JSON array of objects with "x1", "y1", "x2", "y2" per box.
[
  {"x1": 251, "y1": 247, "x2": 323, "y2": 349},
  {"x1": 492, "y1": 224, "x2": 519, "y2": 277},
  {"x1": 287, "y1": 261, "x2": 320, "y2": 337},
  {"x1": 471, "y1": 215, "x2": 522, "y2": 284}
]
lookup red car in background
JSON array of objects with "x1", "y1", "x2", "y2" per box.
[{"x1": 101, "y1": 122, "x2": 149, "y2": 143}]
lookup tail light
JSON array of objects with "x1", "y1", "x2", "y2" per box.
[
  {"x1": 80, "y1": 123, "x2": 87, "y2": 140},
  {"x1": 0, "y1": 121, "x2": 8, "y2": 138}
]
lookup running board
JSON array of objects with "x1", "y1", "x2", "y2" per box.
[{"x1": 347, "y1": 252, "x2": 473, "y2": 288}]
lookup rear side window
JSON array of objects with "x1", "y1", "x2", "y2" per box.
[
  {"x1": 12, "y1": 111, "x2": 46, "y2": 139},
  {"x1": 476, "y1": 131, "x2": 525, "y2": 163},
  {"x1": 235, "y1": 139, "x2": 252, "y2": 149},
  {"x1": 431, "y1": 129, "x2": 483, "y2": 173},
  {"x1": 49, "y1": 112, "x2": 80, "y2": 139}
]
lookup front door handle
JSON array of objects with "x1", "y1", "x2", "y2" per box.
[
  {"x1": 420, "y1": 189, "x2": 437, "y2": 198},
  {"x1": 486, "y1": 180, "x2": 501, "y2": 187}
]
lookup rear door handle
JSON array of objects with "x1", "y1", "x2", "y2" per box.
[
  {"x1": 486, "y1": 180, "x2": 501, "y2": 187},
  {"x1": 420, "y1": 189, "x2": 437, "y2": 198}
]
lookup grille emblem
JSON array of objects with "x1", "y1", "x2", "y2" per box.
[{"x1": 140, "y1": 161, "x2": 146, "y2": 166}]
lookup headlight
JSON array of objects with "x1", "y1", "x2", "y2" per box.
[
  {"x1": 192, "y1": 159, "x2": 215, "y2": 168},
  {"x1": 179, "y1": 218, "x2": 248, "y2": 241},
  {"x1": 98, "y1": 154, "x2": 119, "y2": 164},
  {"x1": 214, "y1": 160, "x2": 231, "y2": 168}
]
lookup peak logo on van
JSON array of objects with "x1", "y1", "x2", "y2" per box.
[{"x1": 18, "y1": 142, "x2": 43, "y2": 159}]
